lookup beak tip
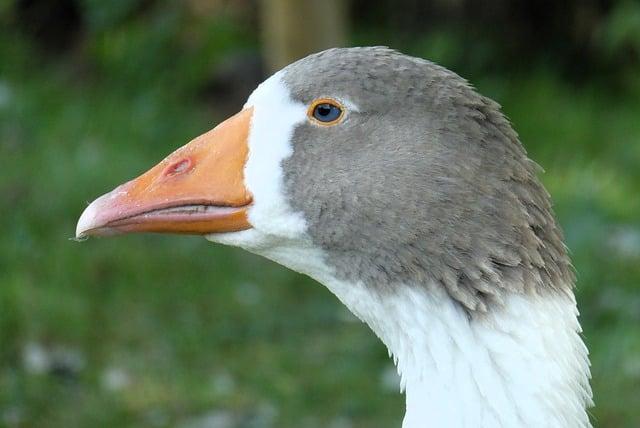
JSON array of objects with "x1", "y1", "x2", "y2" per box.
[
  {"x1": 76, "y1": 195, "x2": 105, "y2": 238},
  {"x1": 76, "y1": 207, "x2": 94, "y2": 239}
]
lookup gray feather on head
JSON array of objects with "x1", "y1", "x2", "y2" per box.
[{"x1": 281, "y1": 47, "x2": 574, "y2": 313}]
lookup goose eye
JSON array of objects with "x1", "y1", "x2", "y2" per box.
[{"x1": 308, "y1": 99, "x2": 344, "y2": 125}]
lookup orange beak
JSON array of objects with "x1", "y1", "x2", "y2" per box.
[{"x1": 76, "y1": 108, "x2": 254, "y2": 238}]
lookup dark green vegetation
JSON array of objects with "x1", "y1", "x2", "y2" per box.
[{"x1": 1, "y1": 2, "x2": 639, "y2": 427}]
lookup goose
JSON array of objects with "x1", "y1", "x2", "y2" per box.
[{"x1": 76, "y1": 47, "x2": 593, "y2": 427}]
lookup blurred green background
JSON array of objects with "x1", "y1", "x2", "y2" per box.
[{"x1": 1, "y1": 0, "x2": 639, "y2": 426}]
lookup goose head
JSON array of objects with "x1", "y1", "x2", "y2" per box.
[{"x1": 76, "y1": 47, "x2": 592, "y2": 427}]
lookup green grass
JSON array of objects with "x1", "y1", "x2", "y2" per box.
[{"x1": 1, "y1": 26, "x2": 640, "y2": 428}]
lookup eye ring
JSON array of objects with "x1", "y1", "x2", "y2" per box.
[{"x1": 307, "y1": 98, "x2": 345, "y2": 126}]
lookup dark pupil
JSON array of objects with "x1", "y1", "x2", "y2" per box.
[{"x1": 313, "y1": 103, "x2": 341, "y2": 122}]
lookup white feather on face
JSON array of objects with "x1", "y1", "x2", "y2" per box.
[
  {"x1": 207, "y1": 73, "x2": 305, "y2": 245},
  {"x1": 241, "y1": 72, "x2": 308, "y2": 240},
  {"x1": 205, "y1": 72, "x2": 337, "y2": 282}
]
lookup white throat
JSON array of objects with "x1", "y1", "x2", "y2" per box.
[
  {"x1": 328, "y1": 279, "x2": 593, "y2": 428},
  {"x1": 228, "y1": 238, "x2": 595, "y2": 427},
  {"x1": 214, "y1": 231, "x2": 594, "y2": 428}
]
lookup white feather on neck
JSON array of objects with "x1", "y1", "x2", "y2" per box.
[
  {"x1": 209, "y1": 234, "x2": 593, "y2": 428},
  {"x1": 283, "y1": 256, "x2": 593, "y2": 428},
  {"x1": 361, "y1": 284, "x2": 593, "y2": 428}
]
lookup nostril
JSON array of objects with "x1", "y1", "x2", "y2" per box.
[{"x1": 164, "y1": 158, "x2": 193, "y2": 177}]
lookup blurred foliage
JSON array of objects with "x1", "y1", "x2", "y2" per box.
[
  {"x1": 599, "y1": 1, "x2": 640, "y2": 56},
  {"x1": 1, "y1": 0, "x2": 639, "y2": 427}
]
